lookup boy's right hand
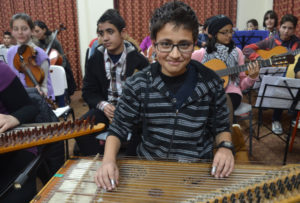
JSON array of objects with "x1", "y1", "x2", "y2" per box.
[
  {"x1": 103, "y1": 104, "x2": 115, "y2": 122},
  {"x1": 94, "y1": 159, "x2": 119, "y2": 191}
]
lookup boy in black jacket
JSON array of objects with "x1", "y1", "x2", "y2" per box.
[{"x1": 77, "y1": 9, "x2": 149, "y2": 155}]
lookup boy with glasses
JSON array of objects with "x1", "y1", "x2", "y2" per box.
[{"x1": 95, "y1": 1, "x2": 234, "y2": 190}]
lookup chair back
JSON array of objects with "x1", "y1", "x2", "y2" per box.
[{"x1": 49, "y1": 65, "x2": 68, "y2": 96}]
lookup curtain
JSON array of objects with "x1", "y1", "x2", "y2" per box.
[
  {"x1": 274, "y1": 0, "x2": 300, "y2": 36},
  {"x1": 0, "y1": 0, "x2": 82, "y2": 89},
  {"x1": 115, "y1": 0, "x2": 237, "y2": 45}
]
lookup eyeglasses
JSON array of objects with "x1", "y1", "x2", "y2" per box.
[
  {"x1": 154, "y1": 41, "x2": 194, "y2": 53},
  {"x1": 218, "y1": 30, "x2": 235, "y2": 35}
]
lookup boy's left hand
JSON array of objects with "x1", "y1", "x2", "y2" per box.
[
  {"x1": 211, "y1": 148, "x2": 234, "y2": 178},
  {"x1": 248, "y1": 61, "x2": 260, "y2": 79}
]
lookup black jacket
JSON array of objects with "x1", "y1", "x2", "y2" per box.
[{"x1": 82, "y1": 41, "x2": 149, "y2": 109}]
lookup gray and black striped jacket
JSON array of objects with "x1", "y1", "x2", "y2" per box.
[{"x1": 108, "y1": 60, "x2": 230, "y2": 162}]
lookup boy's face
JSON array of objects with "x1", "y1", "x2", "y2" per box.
[
  {"x1": 3, "y1": 34, "x2": 12, "y2": 47},
  {"x1": 153, "y1": 23, "x2": 194, "y2": 77},
  {"x1": 98, "y1": 21, "x2": 125, "y2": 55},
  {"x1": 279, "y1": 21, "x2": 295, "y2": 41}
]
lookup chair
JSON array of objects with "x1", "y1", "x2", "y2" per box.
[
  {"x1": 49, "y1": 65, "x2": 75, "y2": 159},
  {"x1": 49, "y1": 65, "x2": 75, "y2": 121},
  {"x1": 233, "y1": 102, "x2": 254, "y2": 156}
]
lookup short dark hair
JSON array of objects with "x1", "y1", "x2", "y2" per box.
[
  {"x1": 10, "y1": 13, "x2": 34, "y2": 30},
  {"x1": 150, "y1": 1, "x2": 199, "y2": 42},
  {"x1": 263, "y1": 10, "x2": 278, "y2": 28},
  {"x1": 34, "y1": 20, "x2": 52, "y2": 36},
  {"x1": 247, "y1": 19, "x2": 258, "y2": 28},
  {"x1": 280, "y1": 14, "x2": 298, "y2": 28},
  {"x1": 97, "y1": 9, "x2": 126, "y2": 32},
  {"x1": 4, "y1": 31, "x2": 11, "y2": 36}
]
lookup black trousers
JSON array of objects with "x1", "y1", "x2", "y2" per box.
[{"x1": 75, "y1": 108, "x2": 109, "y2": 156}]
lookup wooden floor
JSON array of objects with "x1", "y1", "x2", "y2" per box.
[{"x1": 68, "y1": 90, "x2": 300, "y2": 165}]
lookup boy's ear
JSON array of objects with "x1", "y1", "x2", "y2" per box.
[
  {"x1": 120, "y1": 28, "x2": 127, "y2": 39},
  {"x1": 151, "y1": 40, "x2": 156, "y2": 51}
]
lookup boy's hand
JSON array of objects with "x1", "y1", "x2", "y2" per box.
[
  {"x1": 211, "y1": 148, "x2": 234, "y2": 178},
  {"x1": 94, "y1": 159, "x2": 119, "y2": 191},
  {"x1": 103, "y1": 104, "x2": 116, "y2": 122},
  {"x1": 248, "y1": 61, "x2": 260, "y2": 79}
]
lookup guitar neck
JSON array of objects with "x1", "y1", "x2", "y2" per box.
[{"x1": 215, "y1": 59, "x2": 276, "y2": 77}]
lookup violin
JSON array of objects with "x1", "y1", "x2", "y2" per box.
[
  {"x1": 13, "y1": 45, "x2": 58, "y2": 110},
  {"x1": 46, "y1": 24, "x2": 66, "y2": 65},
  {"x1": 13, "y1": 45, "x2": 45, "y2": 87}
]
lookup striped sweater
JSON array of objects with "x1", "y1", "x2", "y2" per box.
[{"x1": 108, "y1": 60, "x2": 230, "y2": 161}]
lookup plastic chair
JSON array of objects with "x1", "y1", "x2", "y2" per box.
[
  {"x1": 233, "y1": 102, "x2": 253, "y2": 156},
  {"x1": 49, "y1": 65, "x2": 75, "y2": 159},
  {"x1": 49, "y1": 65, "x2": 75, "y2": 121}
]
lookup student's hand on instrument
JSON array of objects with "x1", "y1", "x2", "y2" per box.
[
  {"x1": 211, "y1": 148, "x2": 234, "y2": 178},
  {"x1": 104, "y1": 104, "x2": 116, "y2": 122},
  {"x1": 94, "y1": 159, "x2": 119, "y2": 191},
  {"x1": 35, "y1": 85, "x2": 46, "y2": 97},
  {"x1": 247, "y1": 61, "x2": 260, "y2": 79},
  {"x1": 0, "y1": 114, "x2": 20, "y2": 133}
]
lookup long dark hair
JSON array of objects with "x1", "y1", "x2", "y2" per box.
[{"x1": 263, "y1": 10, "x2": 278, "y2": 28}]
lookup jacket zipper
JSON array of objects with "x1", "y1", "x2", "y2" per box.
[{"x1": 167, "y1": 109, "x2": 179, "y2": 159}]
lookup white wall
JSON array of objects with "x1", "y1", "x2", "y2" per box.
[
  {"x1": 77, "y1": 0, "x2": 113, "y2": 76},
  {"x1": 236, "y1": 0, "x2": 273, "y2": 30}
]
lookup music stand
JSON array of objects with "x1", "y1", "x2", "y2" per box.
[
  {"x1": 254, "y1": 75, "x2": 300, "y2": 164},
  {"x1": 233, "y1": 30, "x2": 269, "y2": 49},
  {"x1": 252, "y1": 66, "x2": 287, "y2": 90}
]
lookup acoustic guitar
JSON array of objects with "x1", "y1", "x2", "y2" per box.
[
  {"x1": 204, "y1": 54, "x2": 294, "y2": 88},
  {"x1": 256, "y1": 46, "x2": 300, "y2": 78}
]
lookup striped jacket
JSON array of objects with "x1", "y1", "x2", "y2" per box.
[{"x1": 108, "y1": 60, "x2": 230, "y2": 161}]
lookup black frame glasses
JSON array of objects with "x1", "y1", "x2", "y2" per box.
[{"x1": 154, "y1": 42, "x2": 194, "y2": 53}]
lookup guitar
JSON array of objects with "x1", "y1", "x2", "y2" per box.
[
  {"x1": 204, "y1": 54, "x2": 295, "y2": 88},
  {"x1": 256, "y1": 46, "x2": 300, "y2": 78}
]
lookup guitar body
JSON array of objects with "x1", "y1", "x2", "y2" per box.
[
  {"x1": 256, "y1": 46, "x2": 288, "y2": 59},
  {"x1": 204, "y1": 59, "x2": 229, "y2": 87},
  {"x1": 286, "y1": 53, "x2": 300, "y2": 78}
]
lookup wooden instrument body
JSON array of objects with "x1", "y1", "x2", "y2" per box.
[
  {"x1": 204, "y1": 59, "x2": 229, "y2": 87},
  {"x1": 204, "y1": 54, "x2": 294, "y2": 88},
  {"x1": 13, "y1": 45, "x2": 45, "y2": 87},
  {"x1": 256, "y1": 46, "x2": 288, "y2": 60},
  {"x1": 32, "y1": 157, "x2": 300, "y2": 203}
]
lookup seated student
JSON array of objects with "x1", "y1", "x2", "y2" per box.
[
  {"x1": 263, "y1": 10, "x2": 279, "y2": 37},
  {"x1": 0, "y1": 60, "x2": 39, "y2": 203},
  {"x1": 7, "y1": 13, "x2": 54, "y2": 100},
  {"x1": 78, "y1": 9, "x2": 149, "y2": 155},
  {"x1": 95, "y1": 1, "x2": 235, "y2": 191},
  {"x1": 247, "y1": 19, "x2": 259, "y2": 30},
  {"x1": 192, "y1": 15, "x2": 259, "y2": 111},
  {"x1": 197, "y1": 16, "x2": 218, "y2": 48},
  {"x1": 0, "y1": 31, "x2": 13, "y2": 63},
  {"x1": 243, "y1": 14, "x2": 300, "y2": 135},
  {"x1": 32, "y1": 20, "x2": 77, "y2": 104}
]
